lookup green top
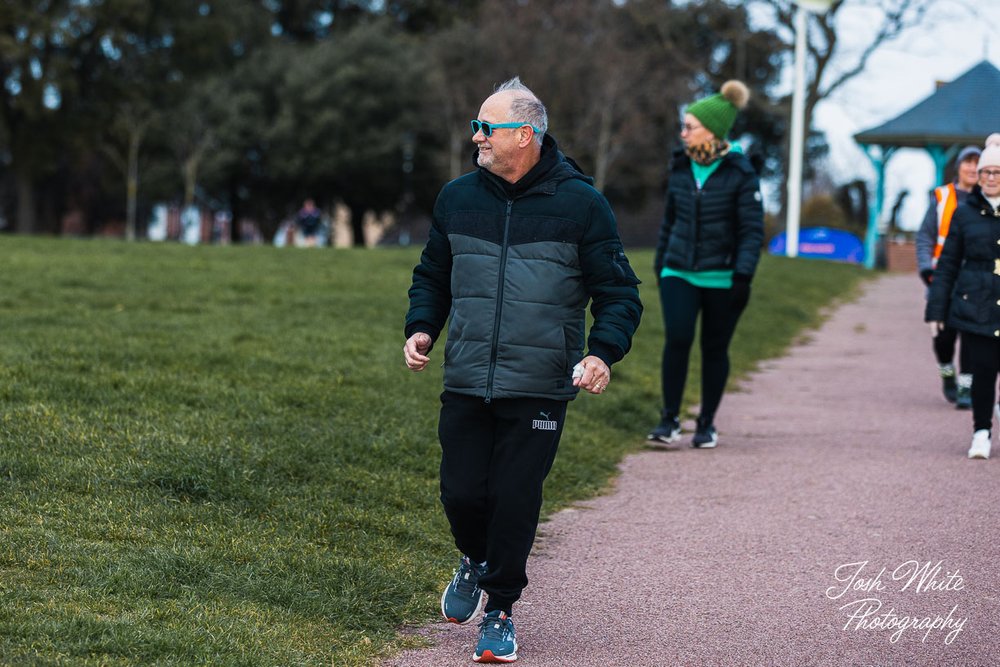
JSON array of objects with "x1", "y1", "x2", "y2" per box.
[
  {"x1": 660, "y1": 143, "x2": 744, "y2": 289},
  {"x1": 659, "y1": 266, "x2": 733, "y2": 289}
]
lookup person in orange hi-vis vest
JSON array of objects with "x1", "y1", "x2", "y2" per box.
[{"x1": 916, "y1": 145, "x2": 980, "y2": 407}]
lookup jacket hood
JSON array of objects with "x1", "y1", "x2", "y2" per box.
[{"x1": 473, "y1": 133, "x2": 593, "y2": 198}]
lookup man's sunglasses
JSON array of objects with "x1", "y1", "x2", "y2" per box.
[{"x1": 471, "y1": 119, "x2": 542, "y2": 137}]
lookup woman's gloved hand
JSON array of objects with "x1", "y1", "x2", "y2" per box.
[{"x1": 730, "y1": 273, "x2": 752, "y2": 310}]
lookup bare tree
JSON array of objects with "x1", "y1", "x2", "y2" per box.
[
  {"x1": 748, "y1": 0, "x2": 973, "y2": 209},
  {"x1": 102, "y1": 103, "x2": 154, "y2": 241}
]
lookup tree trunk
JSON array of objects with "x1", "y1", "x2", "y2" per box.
[
  {"x1": 126, "y1": 126, "x2": 142, "y2": 241},
  {"x1": 594, "y1": 99, "x2": 615, "y2": 193},
  {"x1": 449, "y1": 128, "x2": 464, "y2": 180},
  {"x1": 15, "y1": 172, "x2": 37, "y2": 234},
  {"x1": 183, "y1": 154, "x2": 199, "y2": 209},
  {"x1": 349, "y1": 204, "x2": 366, "y2": 247},
  {"x1": 229, "y1": 180, "x2": 242, "y2": 244}
]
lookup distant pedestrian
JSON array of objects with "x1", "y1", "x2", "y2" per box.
[
  {"x1": 915, "y1": 145, "x2": 981, "y2": 407},
  {"x1": 296, "y1": 198, "x2": 322, "y2": 247},
  {"x1": 647, "y1": 80, "x2": 764, "y2": 449},
  {"x1": 926, "y1": 133, "x2": 1000, "y2": 459},
  {"x1": 403, "y1": 77, "x2": 642, "y2": 662}
]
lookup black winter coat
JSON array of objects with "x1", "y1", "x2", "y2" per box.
[
  {"x1": 405, "y1": 135, "x2": 643, "y2": 401},
  {"x1": 925, "y1": 187, "x2": 1000, "y2": 338},
  {"x1": 654, "y1": 150, "x2": 764, "y2": 279}
]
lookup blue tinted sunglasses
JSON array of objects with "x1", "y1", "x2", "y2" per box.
[{"x1": 471, "y1": 119, "x2": 542, "y2": 137}]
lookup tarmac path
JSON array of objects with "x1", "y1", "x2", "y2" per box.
[{"x1": 385, "y1": 273, "x2": 1000, "y2": 667}]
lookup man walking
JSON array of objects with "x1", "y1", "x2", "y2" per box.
[
  {"x1": 403, "y1": 77, "x2": 642, "y2": 663},
  {"x1": 916, "y1": 146, "x2": 981, "y2": 408}
]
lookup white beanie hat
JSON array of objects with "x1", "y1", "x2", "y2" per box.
[{"x1": 979, "y1": 133, "x2": 1000, "y2": 172}]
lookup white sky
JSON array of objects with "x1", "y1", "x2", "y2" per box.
[{"x1": 804, "y1": 0, "x2": 1000, "y2": 231}]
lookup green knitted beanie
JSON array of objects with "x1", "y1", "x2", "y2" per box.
[{"x1": 686, "y1": 80, "x2": 750, "y2": 139}]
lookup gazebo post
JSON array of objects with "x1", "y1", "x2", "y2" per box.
[
  {"x1": 860, "y1": 144, "x2": 896, "y2": 270},
  {"x1": 926, "y1": 144, "x2": 953, "y2": 187}
]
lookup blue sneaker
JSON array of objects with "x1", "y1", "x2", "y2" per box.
[
  {"x1": 441, "y1": 556, "x2": 487, "y2": 624},
  {"x1": 473, "y1": 610, "x2": 517, "y2": 663}
]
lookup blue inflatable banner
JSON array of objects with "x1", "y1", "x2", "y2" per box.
[{"x1": 768, "y1": 227, "x2": 864, "y2": 263}]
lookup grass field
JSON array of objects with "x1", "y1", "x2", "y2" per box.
[{"x1": 0, "y1": 237, "x2": 869, "y2": 665}]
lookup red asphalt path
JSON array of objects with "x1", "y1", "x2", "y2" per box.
[{"x1": 385, "y1": 273, "x2": 1000, "y2": 667}]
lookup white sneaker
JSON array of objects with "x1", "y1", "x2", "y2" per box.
[{"x1": 968, "y1": 430, "x2": 991, "y2": 460}]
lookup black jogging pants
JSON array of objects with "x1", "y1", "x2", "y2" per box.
[{"x1": 437, "y1": 391, "x2": 567, "y2": 614}]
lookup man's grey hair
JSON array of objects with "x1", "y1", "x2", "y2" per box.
[{"x1": 495, "y1": 76, "x2": 548, "y2": 145}]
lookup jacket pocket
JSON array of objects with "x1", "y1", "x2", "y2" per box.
[
  {"x1": 611, "y1": 247, "x2": 641, "y2": 286},
  {"x1": 952, "y1": 273, "x2": 990, "y2": 324}
]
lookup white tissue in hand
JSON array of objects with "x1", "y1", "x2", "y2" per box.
[{"x1": 572, "y1": 363, "x2": 585, "y2": 380}]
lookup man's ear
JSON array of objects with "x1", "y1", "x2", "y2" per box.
[{"x1": 518, "y1": 127, "x2": 535, "y2": 148}]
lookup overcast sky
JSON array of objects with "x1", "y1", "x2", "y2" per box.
[{"x1": 805, "y1": 0, "x2": 1000, "y2": 231}]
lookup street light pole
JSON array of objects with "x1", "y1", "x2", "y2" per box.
[{"x1": 786, "y1": 0, "x2": 832, "y2": 258}]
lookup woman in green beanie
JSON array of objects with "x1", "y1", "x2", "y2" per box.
[{"x1": 647, "y1": 80, "x2": 765, "y2": 449}]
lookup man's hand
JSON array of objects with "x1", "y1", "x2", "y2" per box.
[
  {"x1": 572, "y1": 355, "x2": 611, "y2": 395},
  {"x1": 404, "y1": 332, "x2": 433, "y2": 371},
  {"x1": 929, "y1": 321, "x2": 944, "y2": 337}
]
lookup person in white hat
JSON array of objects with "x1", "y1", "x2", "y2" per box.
[{"x1": 926, "y1": 134, "x2": 1000, "y2": 459}]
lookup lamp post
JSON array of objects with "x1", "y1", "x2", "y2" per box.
[{"x1": 786, "y1": 0, "x2": 833, "y2": 258}]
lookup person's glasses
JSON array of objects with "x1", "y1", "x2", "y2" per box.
[
  {"x1": 471, "y1": 119, "x2": 541, "y2": 137},
  {"x1": 981, "y1": 169, "x2": 1000, "y2": 180},
  {"x1": 681, "y1": 122, "x2": 704, "y2": 134}
]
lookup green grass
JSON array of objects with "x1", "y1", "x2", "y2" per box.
[{"x1": 0, "y1": 237, "x2": 869, "y2": 665}]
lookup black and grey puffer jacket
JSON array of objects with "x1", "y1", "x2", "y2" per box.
[
  {"x1": 405, "y1": 135, "x2": 643, "y2": 401},
  {"x1": 926, "y1": 186, "x2": 1000, "y2": 337},
  {"x1": 654, "y1": 149, "x2": 764, "y2": 279}
]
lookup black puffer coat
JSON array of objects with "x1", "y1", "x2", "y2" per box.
[
  {"x1": 654, "y1": 149, "x2": 764, "y2": 279},
  {"x1": 925, "y1": 186, "x2": 1000, "y2": 337},
  {"x1": 406, "y1": 135, "x2": 643, "y2": 401}
]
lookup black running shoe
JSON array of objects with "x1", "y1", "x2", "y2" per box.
[
  {"x1": 647, "y1": 413, "x2": 681, "y2": 444},
  {"x1": 692, "y1": 419, "x2": 718, "y2": 449}
]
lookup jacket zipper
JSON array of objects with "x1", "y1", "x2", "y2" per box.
[
  {"x1": 692, "y1": 185, "x2": 703, "y2": 270},
  {"x1": 485, "y1": 199, "x2": 514, "y2": 403}
]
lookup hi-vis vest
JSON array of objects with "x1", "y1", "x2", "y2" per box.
[{"x1": 932, "y1": 183, "x2": 959, "y2": 268}]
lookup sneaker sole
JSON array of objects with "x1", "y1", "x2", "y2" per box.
[
  {"x1": 473, "y1": 648, "x2": 518, "y2": 663},
  {"x1": 441, "y1": 588, "x2": 484, "y2": 625},
  {"x1": 968, "y1": 450, "x2": 990, "y2": 460},
  {"x1": 646, "y1": 429, "x2": 682, "y2": 445},
  {"x1": 692, "y1": 436, "x2": 718, "y2": 449}
]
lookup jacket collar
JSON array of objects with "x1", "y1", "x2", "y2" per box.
[
  {"x1": 475, "y1": 134, "x2": 591, "y2": 199},
  {"x1": 966, "y1": 185, "x2": 1000, "y2": 215}
]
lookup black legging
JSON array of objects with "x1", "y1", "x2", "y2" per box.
[
  {"x1": 933, "y1": 324, "x2": 969, "y2": 371},
  {"x1": 956, "y1": 332, "x2": 1000, "y2": 431},
  {"x1": 659, "y1": 276, "x2": 748, "y2": 423}
]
